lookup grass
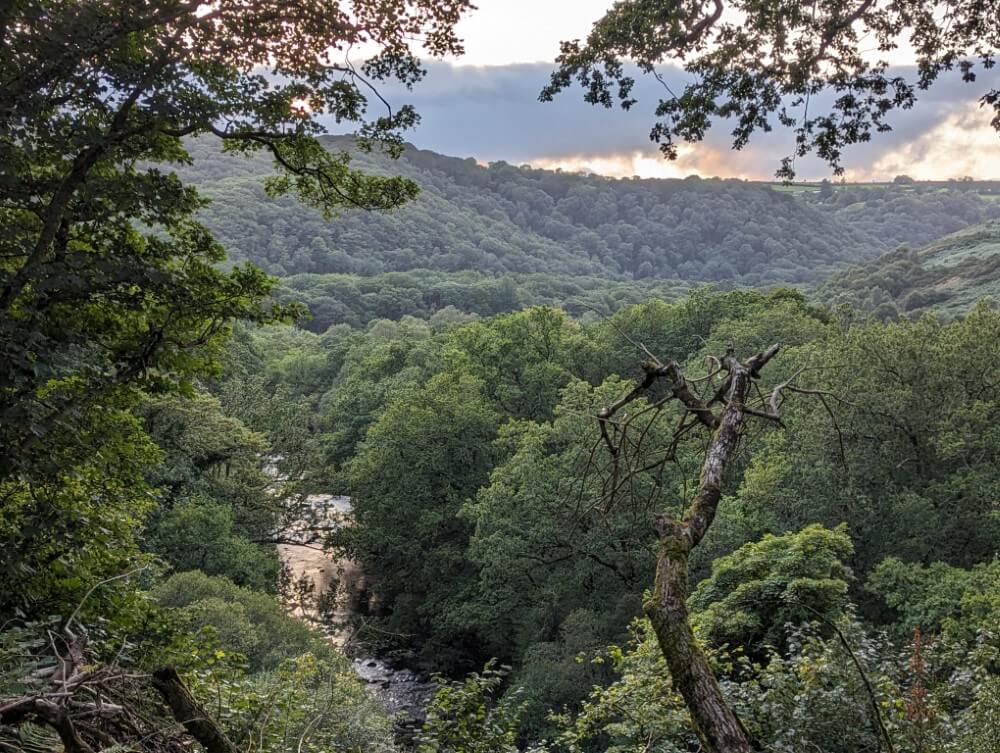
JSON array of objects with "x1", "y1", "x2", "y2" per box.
[{"x1": 922, "y1": 221, "x2": 1000, "y2": 268}]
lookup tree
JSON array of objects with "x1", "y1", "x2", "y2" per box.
[
  {"x1": 151, "y1": 497, "x2": 280, "y2": 591},
  {"x1": 542, "y1": 0, "x2": 1000, "y2": 178},
  {"x1": 337, "y1": 372, "x2": 500, "y2": 665},
  {"x1": 689, "y1": 524, "x2": 853, "y2": 653},
  {"x1": 0, "y1": 3, "x2": 471, "y2": 749},
  {"x1": 556, "y1": 612, "x2": 1000, "y2": 753},
  {"x1": 583, "y1": 303, "x2": 1000, "y2": 752},
  {"x1": 0, "y1": 0, "x2": 471, "y2": 475},
  {"x1": 442, "y1": 307, "x2": 590, "y2": 420},
  {"x1": 593, "y1": 341, "x2": 815, "y2": 753},
  {"x1": 466, "y1": 377, "x2": 660, "y2": 730},
  {"x1": 867, "y1": 558, "x2": 1000, "y2": 643},
  {"x1": 735, "y1": 304, "x2": 1000, "y2": 578},
  {"x1": 0, "y1": 408, "x2": 159, "y2": 619}
]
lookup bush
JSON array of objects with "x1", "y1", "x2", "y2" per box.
[{"x1": 154, "y1": 571, "x2": 327, "y2": 671}]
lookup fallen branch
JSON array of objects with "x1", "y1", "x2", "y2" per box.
[{"x1": 152, "y1": 667, "x2": 238, "y2": 753}]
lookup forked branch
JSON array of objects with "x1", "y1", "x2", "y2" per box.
[{"x1": 595, "y1": 343, "x2": 781, "y2": 753}]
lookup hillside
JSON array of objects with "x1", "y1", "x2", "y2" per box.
[
  {"x1": 275, "y1": 270, "x2": 693, "y2": 331},
  {"x1": 819, "y1": 220, "x2": 1000, "y2": 318},
  {"x1": 179, "y1": 136, "x2": 1000, "y2": 289}
]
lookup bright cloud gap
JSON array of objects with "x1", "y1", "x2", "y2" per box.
[{"x1": 329, "y1": 60, "x2": 1000, "y2": 182}]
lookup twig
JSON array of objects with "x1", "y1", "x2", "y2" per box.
[{"x1": 66, "y1": 566, "x2": 148, "y2": 630}]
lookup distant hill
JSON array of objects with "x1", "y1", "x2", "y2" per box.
[
  {"x1": 178, "y1": 136, "x2": 1000, "y2": 288},
  {"x1": 818, "y1": 220, "x2": 1000, "y2": 318}
]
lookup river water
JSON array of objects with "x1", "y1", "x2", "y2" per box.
[{"x1": 276, "y1": 494, "x2": 436, "y2": 733}]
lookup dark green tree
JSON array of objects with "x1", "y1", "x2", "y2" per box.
[
  {"x1": 0, "y1": 3, "x2": 471, "y2": 749},
  {"x1": 689, "y1": 524, "x2": 853, "y2": 652},
  {"x1": 338, "y1": 372, "x2": 500, "y2": 666}
]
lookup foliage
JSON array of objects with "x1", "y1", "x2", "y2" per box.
[
  {"x1": 151, "y1": 497, "x2": 280, "y2": 591},
  {"x1": 689, "y1": 524, "x2": 854, "y2": 652},
  {"x1": 417, "y1": 661, "x2": 528, "y2": 753},
  {"x1": 549, "y1": 620, "x2": 694, "y2": 753},
  {"x1": 0, "y1": 610, "x2": 399, "y2": 753},
  {"x1": 706, "y1": 303, "x2": 1000, "y2": 590},
  {"x1": 154, "y1": 570, "x2": 331, "y2": 672},
  {"x1": 192, "y1": 652, "x2": 398, "y2": 753},
  {"x1": 137, "y1": 391, "x2": 283, "y2": 587},
  {"x1": 463, "y1": 377, "x2": 665, "y2": 722},
  {"x1": 234, "y1": 288, "x2": 1000, "y2": 740},
  {"x1": 279, "y1": 270, "x2": 692, "y2": 332},
  {"x1": 556, "y1": 615, "x2": 1000, "y2": 753},
  {"x1": 867, "y1": 558, "x2": 1000, "y2": 643},
  {"x1": 0, "y1": 0, "x2": 472, "y2": 673},
  {"x1": 542, "y1": 0, "x2": 1000, "y2": 178},
  {"x1": 0, "y1": 409, "x2": 158, "y2": 620},
  {"x1": 443, "y1": 307, "x2": 594, "y2": 420},
  {"x1": 315, "y1": 318, "x2": 443, "y2": 478},
  {"x1": 337, "y1": 371, "x2": 500, "y2": 665}
]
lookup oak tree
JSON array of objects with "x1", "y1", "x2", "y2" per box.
[
  {"x1": 542, "y1": 0, "x2": 1000, "y2": 178},
  {"x1": 0, "y1": 0, "x2": 471, "y2": 474}
]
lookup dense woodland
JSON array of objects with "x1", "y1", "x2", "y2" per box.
[
  {"x1": 2, "y1": 2, "x2": 999, "y2": 753},
  {"x1": 819, "y1": 220, "x2": 1000, "y2": 320},
  {"x1": 186, "y1": 136, "x2": 1000, "y2": 283},
  {"x1": 210, "y1": 289, "x2": 1000, "y2": 752},
  {"x1": 183, "y1": 137, "x2": 1000, "y2": 330}
]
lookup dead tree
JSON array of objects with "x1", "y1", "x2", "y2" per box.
[
  {"x1": 597, "y1": 343, "x2": 791, "y2": 753},
  {"x1": 0, "y1": 632, "x2": 237, "y2": 753},
  {"x1": 0, "y1": 626, "x2": 161, "y2": 753}
]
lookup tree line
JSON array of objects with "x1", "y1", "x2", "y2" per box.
[{"x1": 181, "y1": 136, "x2": 1000, "y2": 285}]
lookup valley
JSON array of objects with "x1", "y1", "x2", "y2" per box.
[{"x1": 3, "y1": 3, "x2": 999, "y2": 753}]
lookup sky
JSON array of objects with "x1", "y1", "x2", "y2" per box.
[{"x1": 356, "y1": 1, "x2": 1000, "y2": 181}]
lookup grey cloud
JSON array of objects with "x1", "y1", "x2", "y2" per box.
[{"x1": 329, "y1": 61, "x2": 1000, "y2": 178}]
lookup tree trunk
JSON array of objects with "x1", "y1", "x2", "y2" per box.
[
  {"x1": 152, "y1": 667, "x2": 238, "y2": 753},
  {"x1": 601, "y1": 345, "x2": 780, "y2": 753},
  {"x1": 648, "y1": 348, "x2": 779, "y2": 752},
  {"x1": 645, "y1": 527, "x2": 751, "y2": 753}
]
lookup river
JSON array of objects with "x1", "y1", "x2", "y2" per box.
[{"x1": 276, "y1": 494, "x2": 436, "y2": 734}]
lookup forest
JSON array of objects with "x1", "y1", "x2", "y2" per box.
[
  {"x1": 2, "y1": 2, "x2": 999, "y2": 753},
  {"x1": 184, "y1": 136, "x2": 1000, "y2": 330},
  {"x1": 185, "y1": 136, "x2": 1000, "y2": 282}
]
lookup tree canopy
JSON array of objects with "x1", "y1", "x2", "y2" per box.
[
  {"x1": 542, "y1": 0, "x2": 1000, "y2": 178},
  {"x1": 0, "y1": 0, "x2": 471, "y2": 474},
  {"x1": 0, "y1": 2, "x2": 470, "y2": 751}
]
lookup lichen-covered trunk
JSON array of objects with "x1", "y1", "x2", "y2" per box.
[
  {"x1": 641, "y1": 350, "x2": 774, "y2": 753},
  {"x1": 602, "y1": 346, "x2": 779, "y2": 753},
  {"x1": 645, "y1": 535, "x2": 752, "y2": 753}
]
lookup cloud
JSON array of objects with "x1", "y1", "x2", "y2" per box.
[
  {"x1": 445, "y1": 0, "x2": 611, "y2": 67},
  {"x1": 335, "y1": 61, "x2": 1000, "y2": 180},
  {"x1": 845, "y1": 102, "x2": 1000, "y2": 181}
]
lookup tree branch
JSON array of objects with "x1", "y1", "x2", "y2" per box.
[{"x1": 152, "y1": 667, "x2": 238, "y2": 753}]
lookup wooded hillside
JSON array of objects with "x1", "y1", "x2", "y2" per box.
[{"x1": 182, "y1": 137, "x2": 1000, "y2": 285}]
